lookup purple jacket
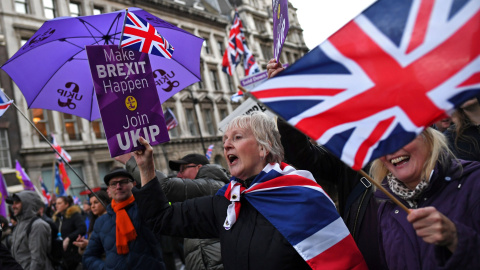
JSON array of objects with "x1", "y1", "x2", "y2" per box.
[{"x1": 375, "y1": 159, "x2": 480, "y2": 270}]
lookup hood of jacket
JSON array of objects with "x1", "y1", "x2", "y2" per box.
[
  {"x1": 53, "y1": 204, "x2": 83, "y2": 221},
  {"x1": 14, "y1": 191, "x2": 43, "y2": 222},
  {"x1": 196, "y1": 164, "x2": 229, "y2": 183}
]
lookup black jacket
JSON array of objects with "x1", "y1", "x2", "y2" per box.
[
  {"x1": 53, "y1": 205, "x2": 86, "y2": 270},
  {"x1": 134, "y1": 178, "x2": 310, "y2": 270},
  {"x1": 277, "y1": 120, "x2": 382, "y2": 270}
]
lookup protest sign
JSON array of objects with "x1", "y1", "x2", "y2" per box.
[
  {"x1": 273, "y1": 0, "x2": 289, "y2": 62},
  {"x1": 86, "y1": 45, "x2": 169, "y2": 157},
  {"x1": 218, "y1": 98, "x2": 276, "y2": 133}
]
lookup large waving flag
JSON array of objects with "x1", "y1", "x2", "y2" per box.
[
  {"x1": 0, "y1": 172, "x2": 9, "y2": 217},
  {"x1": 250, "y1": 0, "x2": 480, "y2": 170},
  {"x1": 51, "y1": 134, "x2": 71, "y2": 162},
  {"x1": 218, "y1": 163, "x2": 367, "y2": 269},
  {"x1": 222, "y1": 11, "x2": 244, "y2": 76},
  {"x1": 54, "y1": 162, "x2": 67, "y2": 196},
  {"x1": 15, "y1": 160, "x2": 35, "y2": 191},
  {"x1": 120, "y1": 10, "x2": 174, "y2": 59},
  {"x1": 0, "y1": 90, "x2": 13, "y2": 118}
]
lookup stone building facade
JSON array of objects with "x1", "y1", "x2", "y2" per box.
[{"x1": 0, "y1": 0, "x2": 308, "y2": 197}]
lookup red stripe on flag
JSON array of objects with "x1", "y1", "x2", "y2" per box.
[
  {"x1": 247, "y1": 175, "x2": 320, "y2": 193},
  {"x1": 406, "y1": 0, "x2": 435, "y2": 53},
  {"x1": 353, "y1": 116, "x2": 394, "y2": 170},
  {"x1": 253, "y1": 88, "x2": 345, "y2": 98},
  {"x1": 458, "y1": 72, "x2": 480, "y2": 87},
  {"x1": 0, "y1": 103, "x2": 11, "y2": 110},
  {"x1": 121, "y1": 38, "x2": 142, "y2": 47},
  {"x1": 306, "y1": 235, "x2": 368, "y2": 270}
]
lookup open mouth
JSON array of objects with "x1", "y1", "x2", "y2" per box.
[
  {"x1": 390, "y1": 155, "x2": 410, "y2": 166},
  {"x1": 227, "y1": 154, "x2": 238, "y2": 165}
]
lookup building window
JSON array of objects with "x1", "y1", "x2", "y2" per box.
[
  {"x1": 185, "y1": 108, "x2": 198, "y2": 136},
  {"x1": 0, "y1": 130, "x2": 12, "y2": 168},
  {"x1": 203, "y1": 108, "x2": 215, "y2": 135},
  {"x1": 32, "y1": 109, "x2": 50, "y2": 137},
  {"x1": 97, "y1": 161, "x2": 114, "y2": 185},
  {"x1": 63, "y1": 113, "x2": 81, "y2": 140},
  {"x1": 43, "y1": 0, "x2": 57, "y2": 19},
  {"x1": 92, "y1": 119, "x2": 105, "y2": 139},
  {"x1": 261, "y1": 44, "x2": 273, "y2": 60},
  {"x1": 226, "y1": 74, "x2": 235, "y2": 92},
  {"x1": 93, "y1": 6, "x2": 103, "y2": 15},
  {"x1": 69, "y1": 2, "x2": 81, "y2": 17},
  {"x1": 217, "y1": 40, "x2": 224, "y2": 56},
  {"x1": 210, "y1": 69, "x2": 220, "y2": 90},
  {"x1": 14, "y1": 0, "x2": 28, "y2": 14},
  {"x1": 203, "y1": 38, "x2": 211, "y2": 54},
  {"x1": 253, "y1": 18, "x2": 266, "y2": 33},
  {"x1": 219, "y1": 108, "x2": 228, "y2": 121}
]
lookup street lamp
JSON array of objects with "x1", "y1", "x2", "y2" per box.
[{"x1": 187, "y1": 89, "x2": 207, "y2": 154}]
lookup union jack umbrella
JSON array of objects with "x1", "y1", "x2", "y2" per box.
[{"x1": 250, "y1": 0, "x2": 480, "y2": 170}]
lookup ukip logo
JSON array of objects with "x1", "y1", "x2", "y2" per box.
[
  {"x1": 125, "y1": 96, "x2": 137, "y2": 111},
  {"x1": 58, "y1": 82, "x2": 83, "y2": 110},
  {"x1": 23, "y1": 28, "x2": 56, "y2": 50},
  {"x1": 153, "y1": 69, "x2": 179, "y2": 92}
]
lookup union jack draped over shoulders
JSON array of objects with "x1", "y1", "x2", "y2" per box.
[
  {"x1": 120, "y1": 11, "x2": 174, "y2": 59},
  {"x1": 217, "y1": 162, "x2": 367, "y2": 269},
  {"x1": 251, "y1": 0, "x2": 480, "y2": 170}
]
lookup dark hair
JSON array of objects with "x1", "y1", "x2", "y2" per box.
[
  {"x1": 57, "y1": 196, "x2": 74, "y2": 208},
  {"x1": 451, "y1": 108, "x2": 480, "y2": 155},
  {"x1": 87, "y1": 190, "x2": 111, "y2": 236}
]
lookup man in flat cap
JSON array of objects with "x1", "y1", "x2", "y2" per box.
[{"x1": 83, "y1": 167, "x2": 166, "y2": 270}]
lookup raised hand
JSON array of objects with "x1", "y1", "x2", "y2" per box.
[
  {"x1": 267, "y1": 58, "x2": 285, "y2": 79},
  {"x1": 133, "y1": 137, "x2": 156, "y2": 186}
]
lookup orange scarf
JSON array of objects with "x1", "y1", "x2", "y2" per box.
[{"x1": 111, "y1": 195, "x2": 137, "y2": 254}]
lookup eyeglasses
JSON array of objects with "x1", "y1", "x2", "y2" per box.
[
  {"x1": 179, "y1": 165, "x2": 197, "y2": 173},
  {"x1": 108, "y1": 178, "x2": 132, "y2": 188}
]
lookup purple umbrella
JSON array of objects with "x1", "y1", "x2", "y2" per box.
[{"x1": 1, "y1": 7, "x2": 203, "y2": 121}]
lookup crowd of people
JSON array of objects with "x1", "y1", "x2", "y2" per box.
[{"x1": 0, "y1": 58, "x2": 479, "y2": 270}]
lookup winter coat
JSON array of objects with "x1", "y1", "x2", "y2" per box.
[
  {"x1": 82, "y1": 200, "x2": 166, "y2": 270},
  {"x1": 10, "y1": 191, "x2": 53, "y2": 270},
  {"x1": 53, "y1": 205, "x2": 86, "y2": 270},
  {"x1": 375, "y1": 158, "x2": 480, "y2": 269},
  {"x1": 0, "y1": 242, "x2": 23, "y2": 270},
  {"x1": 134, "y1": 178, "x2": 311, "y2": 270},
  {"x1": 127, "y1": 158, "x2": 228, "y2": 270},
  {"x1": 277, "y1": 119, "x2": 382, "y2": 270}
]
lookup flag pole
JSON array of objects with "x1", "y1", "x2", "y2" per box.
[
  {"x1": 118, "y1": 8, "x2": 128, "y2": 49},
  {"x1": 239, "y1": 85, "x2": 411, "y2": 214},
  {"x1": 1, "y1": 91, "x2": 106, "y2": 209}
]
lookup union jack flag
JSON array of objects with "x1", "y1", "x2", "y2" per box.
[
  {"x1": 0, "y1": 90, "x2": 13, "y2": 118},
  {"x1": 222, "y1": 11, "x2": 244, "y2": 76},
  {"x1": 120, "y1": 10, "x2": 174, "y2": 59},
  {"x1": 164, "y1": 108, "x2": 178, "y2": 131},
  {"x1": 39, "y1": 176, "x2": 51, "y2": 204},
  {"x1": 251, "y1": 0, "x2": 480, "y2": 170}
]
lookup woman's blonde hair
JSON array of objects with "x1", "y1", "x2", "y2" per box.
[
  {"x1": 225, "y1": 112, "x2": 284, "y2": 164},
  {"x1": 370, "y1": 128, "x2": 455, "y2": 184}
]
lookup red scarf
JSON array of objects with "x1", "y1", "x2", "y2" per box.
[{"x1": 111, "y1": 195, "x2": 137, "y2": 254}]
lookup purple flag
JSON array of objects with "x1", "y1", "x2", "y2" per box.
[
  {"x1": 86, "y1": 45, "x2": 170, "y2": 157},
  {"x1": 15, "y1": 160, "x2": 35, "y2": 191},
  {"x1": 0, "y1": 172, "x2": 8, "y2": 217},
  {"x1": 273, "y1": 0, "x2": 289, "y2": 61}
]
